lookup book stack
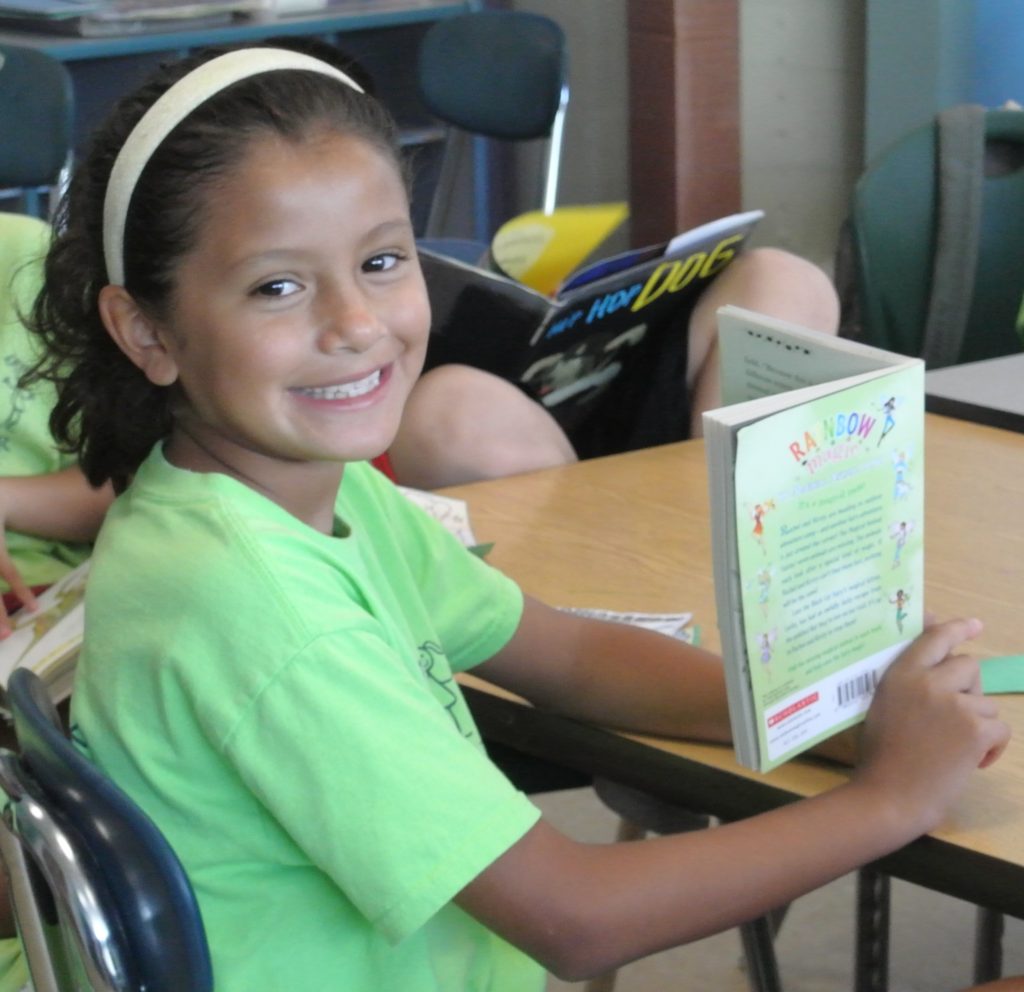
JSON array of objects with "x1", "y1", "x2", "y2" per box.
[{"x1": 0, "y1": 0, "x2": 264, "y2": 37}]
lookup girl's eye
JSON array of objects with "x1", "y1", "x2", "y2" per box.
[
  {"x1": 363, "y1": 252, "x2": 403, "y2": 274},
  {"x1": 254, "y1": 278, "x2": 301, "y2": 298}
]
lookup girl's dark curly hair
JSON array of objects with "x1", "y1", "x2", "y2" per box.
[{"x1": 25, "y1": 41, "x2": 406, "y2": 493}]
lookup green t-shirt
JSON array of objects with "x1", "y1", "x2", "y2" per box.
[
  {"x1": 71, "y1": 448, "x2": 545, "y2": 992},
  {"x1": 0, "y1": 938, "x2": 26, "y2": 992},
  {"x1": 0, "y1": 213, "x2": 90, "y2": 590},
  {"x1": 0, "y1": 213, "x2": 74, "y2": 992}
]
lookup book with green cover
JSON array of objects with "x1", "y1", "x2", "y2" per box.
[{"x1": 703, "y1": 305, "x2": 924, "y2": 771}]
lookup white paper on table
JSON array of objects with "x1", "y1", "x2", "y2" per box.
[
  {"x1": 556, "y1": 607, "x2": 696, "y2": 643},
  {"x1": 398, "y1": 486, "x2": 479, "y2": 547}
]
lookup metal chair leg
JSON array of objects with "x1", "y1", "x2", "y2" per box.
[
  {"x1": 974, "y1": 907, "x2": 1004, "y2": 985},
  {"x1": 854, "y1": 867, "x2": 890, "y2": 992},
  {"x1": 740, "y1": 914, "x2": 785, "y2": 992}
]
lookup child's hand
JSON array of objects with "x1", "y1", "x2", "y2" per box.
[
  {"x1": 0, "y1": 539, "x2": 37, "y2": 637},
  {"x1": 0, "y1": 488, "x2": 37, "y2": 636},
  {"x1": 854, "y1": 618, "x2": 1010, "y2": 836}
]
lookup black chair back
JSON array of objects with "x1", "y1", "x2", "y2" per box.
[
  {"x1": 416, "y1": 10, "x2": 569, "y2": 236},
  {"x1": 0, "y1": 45, "x2": 73, "y2": 216}
]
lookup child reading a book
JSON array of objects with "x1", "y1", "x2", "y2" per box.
[
  {"x1": 23, "y1": 44, "x2": 1015, "y2": 991},
  {"x1": 388, "y1": 246, "x2": 840, "y2": 489}
]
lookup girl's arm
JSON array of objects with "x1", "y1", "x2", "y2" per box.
[
  {"x1": 0, "y1": 467, "x2": 114, "y2": 544},
  {"x1": 465, "y1": 612, "x2": 1008, "y2": 981},
  {"x1": 474, "y1": 594, "x2": 733, "y2": 742},
  {"x1": 475, "y1": 595, "x2": 861, "y2": 760},
  {"x1": 0, "y1": 467, "x2": 114, "y2": 628}
]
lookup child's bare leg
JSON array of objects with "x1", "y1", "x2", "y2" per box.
[
  {"x1": 686, "y1": 247, "x2": 840, "y2": 435},
  {"x1": 388, "y1": 364, "x2": 577, "y2": 489}
]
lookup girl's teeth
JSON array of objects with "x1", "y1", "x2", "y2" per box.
[{"x1": 302, "y1": 370, "x2": 381, "y2": 400}]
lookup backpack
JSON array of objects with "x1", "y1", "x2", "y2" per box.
[{"x1": 836, "y1": 104, "x2": 1024, "y2": 367}]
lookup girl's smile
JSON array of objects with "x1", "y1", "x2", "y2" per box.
[
  {"x1": 292, "y1": 365, "x2": 389, "y2": 404},
  {"x1": 125, "y1": 130, "x2": 431, "y2": 525}
]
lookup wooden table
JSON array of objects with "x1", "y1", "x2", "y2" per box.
[{"x1": 442, "y1": 413, "x2": 1024, "y2": 935}]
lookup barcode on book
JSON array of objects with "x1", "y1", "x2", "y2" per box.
[{"x1": 837, "y1": 669, "x2": 880, "y2": 708}]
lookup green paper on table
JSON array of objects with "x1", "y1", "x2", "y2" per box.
[{"x1": 980, "y1": 656, "x2": 1024, "y2": 694}]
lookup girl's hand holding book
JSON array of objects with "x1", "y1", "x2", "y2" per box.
[{"x1": 854, "y1": 617, "x2": 1010, "y2": 837}]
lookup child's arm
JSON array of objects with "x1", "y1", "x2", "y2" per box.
[
  {"x1": 464, "y1": 613, "x2": 1007, "y2": 981},
  {"x1": 0, "y1": 467, "x2": 113, "y2": 544},
  {"x1": 0, "y1": 467, "x2": 114, "y2": 625},
  {"x1": 476, "y1": 595, "x2": 864, "y2": 762},
  {"x1": 475, "y1": 595, "x2": 732, "y2": 742}
]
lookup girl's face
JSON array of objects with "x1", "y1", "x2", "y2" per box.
[{"x1": 140, "y1": 130, "x2": 429, "y2": 505}]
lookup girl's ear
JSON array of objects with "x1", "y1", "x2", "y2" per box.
[{"x1": 98, "y1": 285, "x2": 180, "y2": 387}]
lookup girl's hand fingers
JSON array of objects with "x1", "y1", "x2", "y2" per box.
[
  {"x1": 924, "y1": 653, "x2": 984, "y2": 695},
  {"x1": 980, "y1": 735, "x2": 1009, "y2": 769},
  {"x1": 0, "y1": 546, "x2": 36, "y2": 637},
  {"x1": 900, "y1": 618, "x2": 983, "y2": 671}
]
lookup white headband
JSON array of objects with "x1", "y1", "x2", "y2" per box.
[{"x1": 102, "y1": 48, "x2": 364, "y2": 286}]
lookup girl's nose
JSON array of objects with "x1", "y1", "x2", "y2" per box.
[{"x1": 316, "y1": 286, "x2": 385, "y2": 353}]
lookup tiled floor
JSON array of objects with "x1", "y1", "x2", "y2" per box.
[{"x1": 534, "y1": 787, "x2": 1024, "y2": 992}]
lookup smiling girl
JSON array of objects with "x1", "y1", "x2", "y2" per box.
[{"x1": 23, "y1": 44, "x2": 1014, "y2": 992}]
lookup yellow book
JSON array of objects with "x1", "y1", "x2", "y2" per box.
[{"x1": 491, "y1": 203, "x2": 628, "y2": 296}]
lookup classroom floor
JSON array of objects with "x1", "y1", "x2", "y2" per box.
[{"x1": 535, "y1": 787, "x2": 1024, "y2": 992}]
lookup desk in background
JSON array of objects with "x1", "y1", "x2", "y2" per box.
[
  {"x1": 926, "y1": 353, "x2": 1024, "y2": 433},
  {"x1": 442, "y1": 414, "x2": 1024, "y2": 927}
]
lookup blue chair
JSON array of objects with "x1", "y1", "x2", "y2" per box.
[
  {"x1": 0, "y1": 668, "x2": 212, "y2": 992},
  {"x1": 0, "y1": 44, "x2": 74, "y2": 219},
  {"x1": 416, "y1": 9, "x2": 569, "y2": 242}
]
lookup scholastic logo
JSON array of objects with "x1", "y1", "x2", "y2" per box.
[{"x1": 767, "y1": 692, "x2": 819, "y2": 728}]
